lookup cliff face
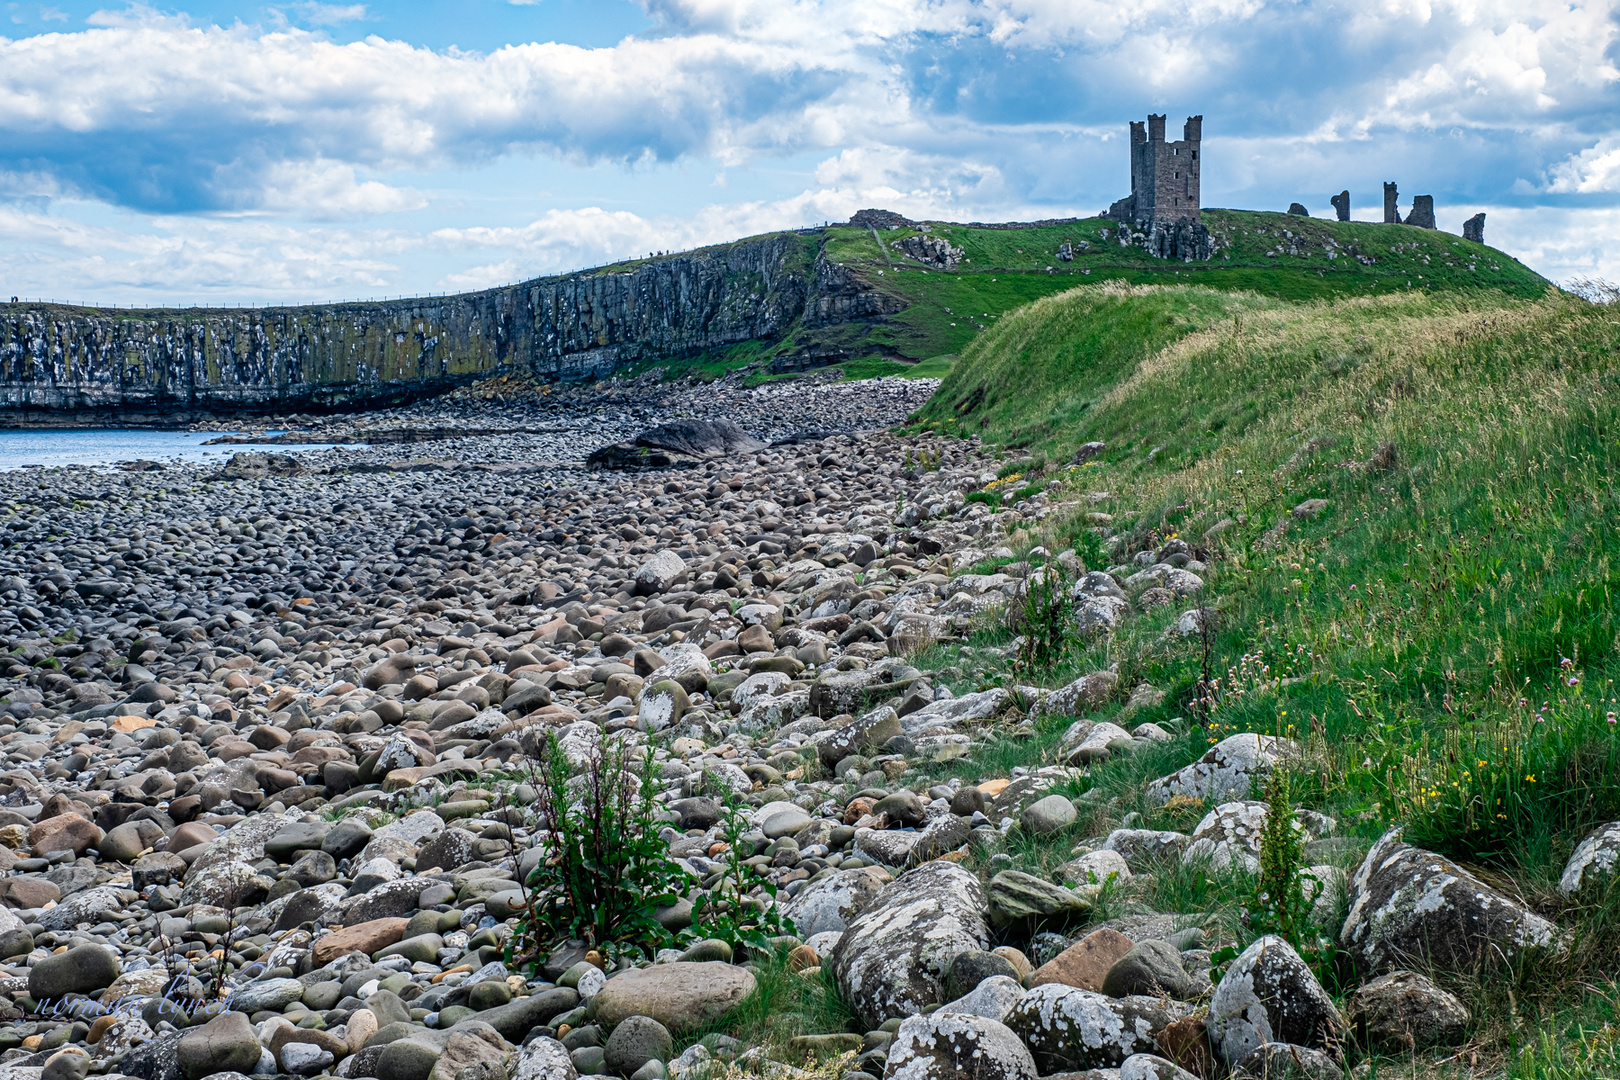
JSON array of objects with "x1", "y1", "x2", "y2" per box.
[{"x1": 0, "y1": 229, "x2": 895, "y2": 422}]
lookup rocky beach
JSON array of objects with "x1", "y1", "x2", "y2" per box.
[{"x1": 0, "y1": 367, "x2": 1576, "y2": 1080}]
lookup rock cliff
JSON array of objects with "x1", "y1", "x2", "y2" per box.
[{"x1": 0, "y1": 229, "x2": 899, "y2": 423}]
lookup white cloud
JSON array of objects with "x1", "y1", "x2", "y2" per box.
[
  {"x1": 1545, "y1": 138, "x2": 1620, "y2": 192},
  {"x1": 0, "y1": 0, "x2": 1619, "y2": 294},
  {"x1": 257, "y1": 161, "x2": 427, "y2": 218}
]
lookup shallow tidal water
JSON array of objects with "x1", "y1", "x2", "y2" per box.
[{"x1": 0, "y1": 429, "x2": 357, "y2": 470}]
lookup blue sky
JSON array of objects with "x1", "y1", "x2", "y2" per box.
[{"x1": 1, "y1": 0, "x2": 1617, "y2": 305}]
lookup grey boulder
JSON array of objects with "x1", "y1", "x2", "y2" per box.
[
  {"x1": 1004, "y1": 983, "x2": 1188, "y2": 1072},
  {"x1": 882, "y1": 1013, "x2": 1036, "y2": 1080},
  {"x1": 603, "y1": 1016, "x2": 673, "y2": 1077},
  {"x1": 29, "y1": 944, "x2": 121, "y2": 1000},
  {"x1": 1208, "y1": 936, "x2": 1341, "y2": 1067},
  {"x1": 830, "y1": 861, "x2": 990, "y2": 1030},
  {"x1": 177, "y1": 1012, "x2": 263, "y2": 1080},
  {"x1": 1340, "y1": 828, "x2": 1562, "y2": 974},
  {"x1": 1346, "y1": 970, "x2": 1469, "y2": 1052},
  {"x1": 781, "y1": 867, "x2": 890, "y2": 937}
]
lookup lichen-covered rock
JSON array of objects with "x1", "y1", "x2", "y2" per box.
[
  {"x1": 182, "y1": 810, "x2": 298, "y2": 906},
  {"x1": 1208, "y1": 936, "x2": 1342, "y2": 1067},
  {"x1": 1038, "y1": 671, "x2": 1120, "y2": 716},
  {"x1": 1004, "y1": 983, "x2": 1189, "y2": 1073},
  {"x1": 1102, "y1": 830, "x2": 1190, "y2": 869},
  {"x1": 882, "y1": 1013, "x2": 1037, "y2": 1080},
  {"x1": 1144, "y1": 734, "x2": 1298, "y2": 807},
  {"x1": 781, "y1": 866, "x2": 889, "y2": 937},
  {"x1": 1346, "y1": 970, "x2": 1469, "y2": 1052},
  {"x1": 1340, "y1": 828, "x2": 1562, "y2": 974},
  {"x1": 1058, "y1": 721, "x2": 1135, "y2": 765},
  {"x1": 908, "y1": 815, "x2": 974, "y2": 866},
  {"x1": 509, "y1": 1038, "x2": 576, "y2": 1080},
  {"x1": 937, "y1": 975, "x2": 1026, "y2": 1024},
  {"x1": 1233, "y1": 1042, "x2": 1341, "y2": 1080},
  {"x1": 855, "y1": 828, "x2": 921, "y2": 868},
  {"x1": 817, "y1": 706, "x2": 903, "y2": 765},
  {"x1": 1118, "y1": 1054, "x2": 1200, "y2": 1080},
  {"x1": 1558, "y1": 821, "x2": 1620, "y2": 897},
  {"x1": 985, "y1": 871, "x2": 1090, "y2": 929},
  {"x1": 1181, "y1": 801, "x2": 1332, "y2": 875},
  {"x1": 830, "y1": 861, "x2": 990, "y2": 1029},
  {"x1": 1074, "y1": 595, "x2": 1130, "y2": 635}
]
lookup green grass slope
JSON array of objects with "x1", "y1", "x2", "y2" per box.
[
  {"x1": 619, "y1": 211, "x2": 1547, "y2": 384},
  {"x1": 905, "y1": 282, "x2": 1620, "y2": 1075}
]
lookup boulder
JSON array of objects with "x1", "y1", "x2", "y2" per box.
[
  {"x1": 936, "y1": 975, "x2": 1026, "y2": 1025},
  {"x1": 230, "y1": 977, "x2": 304, "y2": 1013},
  {"x1": 1057, "y1": 849, "x2": 1132, "y2": 888},
  {"x1": 120, "y1": 1032, "x2": 185, "y2": 1080},
  {"x1": 377, "y1": 1034, "x2": 449, "y2": 1080},
  {"x1": 177, "y1": 1012, "x2": 263, "y2": 1080},
  {"x1": 1144, "y1": 734, "x2": 1297, "y2": 806},
  {"x1": 817, "y1": 707, "x2": 903, "y2": 766},
  {"x1": 1346, "y1": 970, "x2": 1470, "y2": 1052},
  {"x1": 830, "y1": 861, "x2": 990, "y2": 1029},
  {"x1": 29, "y1": 944, "x2": 121, "y2": 1000},
  {"x1": 474, "y1": 986, "x2": 579, "y2": 1042},
  {"x1": 1102, "y1": 830, "x2": 1191, "y2": 869},
  {"x1": 1028, "y1": 928, "x2": 1134, "y2": 992},
  {"x1": 1021, "y1": 795, "x2": 1077, "y2": 835},
  {"x1": 588, "y1": 419, "x2": 766, "y2": 470},
  {"x1": 27, "y1": 813, "x2": 103, "y2": 857},
  {"x1": 1118, "y1": 1054, "x2": 1200, "y2": 1080},
  {"x1": 908, "y1": 815, "x2": 974, "y2": 866},
  {"x1": 1340, "y1": 828, "x2": 1562, "y2": 974},
  {"x1": 1559, "y1": 821, "x2": 1620, "y2": 897},
  {"x1": 1005, "y1": 984, "x2": 1188, "y2": 1072},
  {"x1": 509, "y1": 1038, "x2": 576, "y2": 1080},
  {"x1": 591, "y1": 963, "x2": 755, "y2": 1032},
  {"x1": 782, "y1": 867, "x2": 890, "y2": 937},
  {"x1": 313, "y1": 917, "x2": 409, "y2": 964},
  {"x1": 882, "y1": 1013, "x2": 1037, "y2": 1080},
  {"x1": 1208, "y1": 936, "x2": 1342, "y2": 1067},
  {"x1": 426, "y1": 1025, "x2": 508, "y2": 1080},
  {"x1": 633, "y1": 551, "x2": 687, "y2": 595},
  {"x1": 1037, "y1": 671, "x2": 1120, "y2": 716},
  {"x1": 944, "y1": 950, "x2": 1020, "y2": 1001},
  {"x1": 603, "y1": 1016, "x2": 673, "y2": 1077},
  {"x1": 1233, "y1": 1042, "x2": 1341, "y2": 1080},
  {"x1": 985, "y1": 870, "x2": 1089, "y2": 929},
  {"x1": 1101, "y1": 940, "x2": 1193, "y2": 1000}
]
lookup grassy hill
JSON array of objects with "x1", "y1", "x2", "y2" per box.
[
  {"x1": 902, "y1": 280, "x2": 1620, "y2": 1076},
  {"x1": 628, "y1": 210, "x2": 1547, "y2": 384}
]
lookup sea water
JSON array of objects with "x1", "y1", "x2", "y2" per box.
[{"x1": 0, "y1": 429, "x2": 358, "y2": 470}]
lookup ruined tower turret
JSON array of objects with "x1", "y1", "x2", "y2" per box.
[{"x1": 1106, "y1": 113, "x2": 1210, "y2": 260}]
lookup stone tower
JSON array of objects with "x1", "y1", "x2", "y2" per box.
[
  {"x1": 1109, "y1": 114, "x2": 1203, "y2": 225},
  {"x1": 1383, "y1": 182, "x2": 1401, "y2": 224}
]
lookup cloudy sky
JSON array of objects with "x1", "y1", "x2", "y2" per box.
[{"x1": 1, "y1": 0, "x2": 1617, "y2": 305}]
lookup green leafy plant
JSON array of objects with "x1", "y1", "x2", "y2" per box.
[
  {"x1": 692, "y1": 784, "x2": 797, "y2": 957},
  {"x1": 509, "y1": 732, "x2": 689, "y2": 971},
  {"x1": 1211, "y1": 769, "x2": 1339, "y2": 985},
  {"x1": 1249, "y1": 769, "x2": 1312, "y2": 945},
  {"x1": 1009, "y1": 559, "x2": 1073, "y2": 679}
]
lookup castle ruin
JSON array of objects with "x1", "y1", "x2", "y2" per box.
[{"x1": 1106, "y1": 114, "x2": 1211, "y2": 261}]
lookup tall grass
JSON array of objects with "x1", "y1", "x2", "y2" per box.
[{"x1": 906, "y1": 282, "x2": 1620, "y2": 1071}]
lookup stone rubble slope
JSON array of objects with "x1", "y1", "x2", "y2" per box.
[{"x1": 0, "y1": 377, "x2": 1566, "y2": 1080}]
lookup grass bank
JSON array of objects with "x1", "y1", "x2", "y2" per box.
[{"x1": 900, "y1": 281, "x2": 1620, "y2": 1075}]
